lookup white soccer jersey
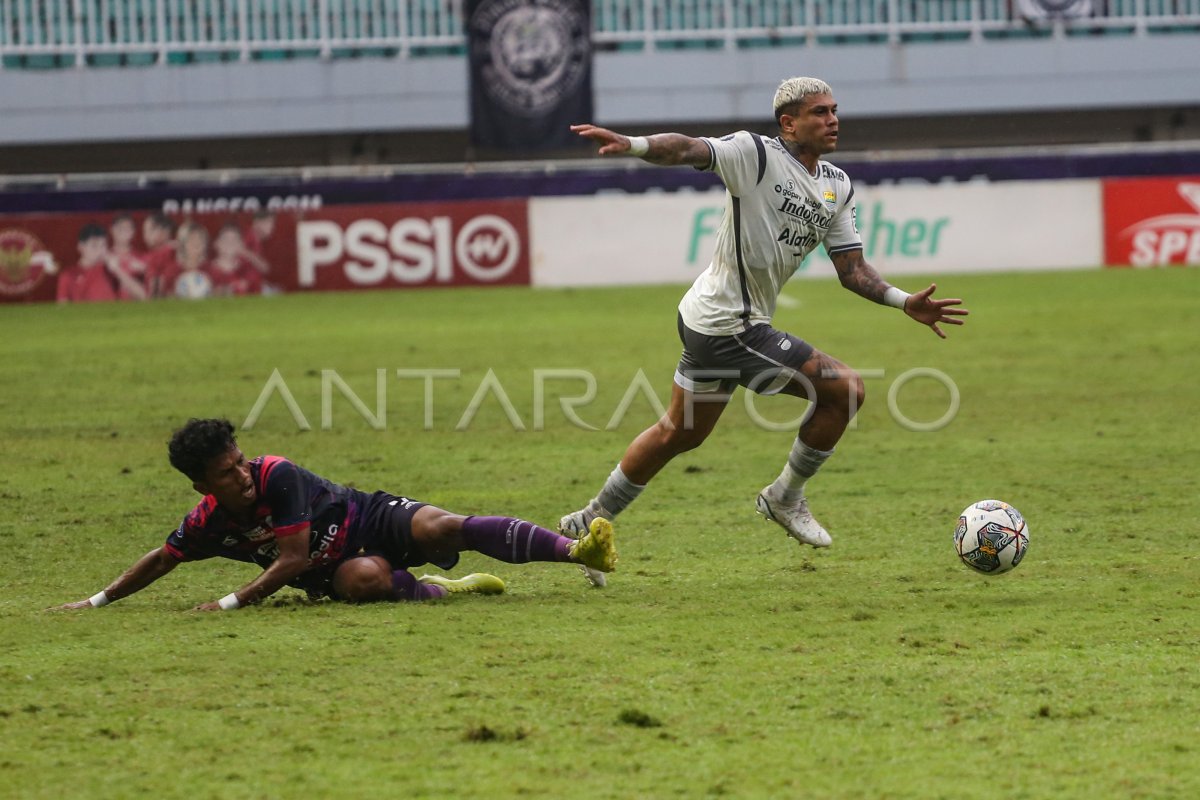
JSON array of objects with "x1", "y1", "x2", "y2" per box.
[{"x1": 678, "y1": 131, "x2": 863, "y2": 336}]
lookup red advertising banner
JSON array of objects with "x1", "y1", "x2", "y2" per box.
[
  {"x1": 0, "y1": 198, "x2": 529, "y2": 304},
  {"x1": 1103, "y1": 176, "x2": 1200, "y2": 267},
  {"x1": 279, "y1": 199, "x2": 529, "y2": 292}
]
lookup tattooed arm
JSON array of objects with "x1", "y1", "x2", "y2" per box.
[
  {"x1": 571, "y1": 124, "x2": 713, "y2": 168},
  {"x1": 830, "y1": 248, "x2": 891, "y2": 304},
  {"x1": 829, "y1": 248, "x2": 970, "y2": 338}
]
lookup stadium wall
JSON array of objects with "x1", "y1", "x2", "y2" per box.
[
  {"x1": 2, "y1": 35, "x2": 1199, "y2": 148},
  {"x1": 5, "y1": 174, "x2": 1197, "y2": 304}
]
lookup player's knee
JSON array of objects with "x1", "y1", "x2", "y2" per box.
[
  {"x1": 659, "y1": 418, "x2": 708, "y2": 454},
  {"x1": 849, "y1": 370, "x2": 866, "y2": 411},
  {"x1": 333, "y1": 556, "x2": 392, "y2": 602}
]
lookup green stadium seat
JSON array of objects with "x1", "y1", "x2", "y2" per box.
[{"x1": 87, "y1": 53, "x2": 126, "y2": 67}]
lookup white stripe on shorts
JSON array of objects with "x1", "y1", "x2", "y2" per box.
[{"x1": 673, "y1": 369, "x2": 727, "y2": 394}]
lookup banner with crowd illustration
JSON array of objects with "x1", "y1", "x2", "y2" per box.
[
  {"x1": 0, "y1": 199, "x2": 531, "y2": 304},
  {"x1": 0, "y1": 211, "x2": 279, "y2": 304}
]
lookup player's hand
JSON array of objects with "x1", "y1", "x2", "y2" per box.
[
  {"x1": 193, "y1": 601, "x2": 222, "y2": 612},
  {"x1": 903, "y1": 283, "x2": 969, "y2": 339},
  {"x1": 47, "y1": 599, "x2": 95, "y2": 611},
  {"x1": 570, "y1": 124, "x2": 633, "y2": 156}
]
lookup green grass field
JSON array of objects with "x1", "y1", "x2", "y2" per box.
[{"x1": 1, "y1": 268, "x2": 1197, "y2": 799}]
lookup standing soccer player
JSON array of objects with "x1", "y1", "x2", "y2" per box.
[{"x1": 561, "y1": 77, "x2": 967, "y2": 583}]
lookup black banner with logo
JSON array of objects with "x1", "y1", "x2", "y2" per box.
[{"x1": 467, "y1": 0, "x2": 593, "y2": 150}]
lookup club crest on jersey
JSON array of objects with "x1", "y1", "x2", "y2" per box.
[{"x1": 823, "y1": 190, "x2": 837, "y2": 209}]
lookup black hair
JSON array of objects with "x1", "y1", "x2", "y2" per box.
[
  {"x1": 78, "y1": 223, "x2": 106, "y2": 242},
  {"x1": 146, "y1": 212, "x2": 177, "y2": 235},
  {"x1": 168, "y1": 418, "x2": 237, "y2": 481},
  {"x1": 111, "y1": 213, "x2": 135, "y2": 226},
  {"x1": 774, "y1": 101, "x2": 804, "y2": 127}
]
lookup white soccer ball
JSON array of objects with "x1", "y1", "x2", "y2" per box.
[
  {"x1": 174, "y1": 270, "x2": 212, "y2": 300},
  {"x1": 953, "y1": 499, "x2": 1029, "y2": 574}
]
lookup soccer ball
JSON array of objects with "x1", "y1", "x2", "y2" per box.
[
  {"x1": 174, "y1": 270, "x2": 212, "y2": 300},
  {"x1": 953, "y1": 500, "x2": 1029, "y2": 574}
]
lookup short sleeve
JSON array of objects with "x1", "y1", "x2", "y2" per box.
[
  {"x1": 258, "y1": 457, "x2": 310, "y2": 537},
  {"x1": 824, "y1": 186, "x2": 864, "y2": 256},
  {"x1": 164, "y1": 497, "x2": 218, "y2": 561},
  {"x1": 701, "y1": 131, "x2": 768, "y2": 198}
]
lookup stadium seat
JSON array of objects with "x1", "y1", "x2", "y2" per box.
[
  {"x1": 87, "y1": 53, "x2": 126, "y2": 67},
  {"x1": 0, "y1": 0, "x2": 1196, "y2": 70}
]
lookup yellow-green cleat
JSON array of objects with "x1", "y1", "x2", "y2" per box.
[
  {"x1": 418, "y1": 573, "x2": 506, "y2": 595},
  {"x1": 567, "y1": 517, "x2": 618, "y2": 574}
]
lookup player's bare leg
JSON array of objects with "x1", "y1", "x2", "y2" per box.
[
  {"x1": 622, "y1": 381, "x2": 731, "y2": 483},
  {"x1": 757, "y1": 349, "x2": 865, "y2": 548},
  {"x1": 560, "y1": 382, "x2": 729, "y2": 585}
]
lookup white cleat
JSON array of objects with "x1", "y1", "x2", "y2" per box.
[
  {"x1": 559, "y1": 501, "x2": 612, "y2": 587},
  {"x1": 756, "y1": 487, "x2": 833, "y2": 548}
]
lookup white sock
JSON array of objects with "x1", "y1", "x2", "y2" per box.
[
  {"x1": 770, "y1": 440, "x2": 834, "y2": 504},
  {"x1": 593, "y1": 464, "x2": 644, "y2": 518}
]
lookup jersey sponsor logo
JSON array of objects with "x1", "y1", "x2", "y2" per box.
[
  {"x1": 775, "y1": 180, "x2": 803, "y2": 201},
  {"x1": 246, "y1": 526, "x2": 273, "y2": 543},
  {"x1": 0, "y1": 229, "x2": 56, "y2": 297},
  {"x1": 777, "y1": 196, "x2": 833, "y2": 230},
  {"x1": 1104, "y1": 178, "x2": 1200, "y2": 266},
  {"x1": 310, "y1": 522, "x2": 343, "y2": 563},
  {"x1": 819, "y1": 163, "x2": 847, "y2": 183},
  {"x1": 225, "y1": 526, "x2": 273, "y2": 548},
  {"x1": 776, "y1": 227, "x2": 819, "y2": 256}
]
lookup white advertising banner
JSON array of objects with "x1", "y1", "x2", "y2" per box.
[{"x1": 530, "y1": 179, "x2": 1103, "y2": 287}]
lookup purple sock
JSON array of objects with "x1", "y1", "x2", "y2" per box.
[
  {"x1": 460, "y1": 516, "x2": 572, "y2": 564},
  {"x1": 392, "y1": 570, "x2": 446, "y2": 601}
]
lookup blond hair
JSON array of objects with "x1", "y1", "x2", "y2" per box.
[{"x1": 772, "y1": 77, "x2": 834, "y2": 121}]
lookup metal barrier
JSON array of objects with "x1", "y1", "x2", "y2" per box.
[{"x1": 2, "y1": 0, "x2": 1198, "y2": 68}]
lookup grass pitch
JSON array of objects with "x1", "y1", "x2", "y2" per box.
[{"x1": 1, "y1": 268, "x2": 1197, "y2": 799}]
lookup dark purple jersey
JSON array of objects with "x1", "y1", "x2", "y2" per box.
[{"x1": 164, "y1": 456, "x2": 373, "y2": 595}]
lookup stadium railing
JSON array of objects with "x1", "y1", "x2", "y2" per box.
[{"x1": 1, "y1": 0, "x2": 1198, "y2": 69}]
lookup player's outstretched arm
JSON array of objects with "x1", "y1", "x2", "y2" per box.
[
  {"x1": 570, "y1": 124, "x2": 712, "y2": 168},
  {"x1": 830, "y1": 250, "x2": 968, "y2": 338},
  {"x1": 50, "y1": 545, "x2": 179, "y2": 610},
  {"x1": 193, "y1": 525, "x2": 311, "y2": 611}
]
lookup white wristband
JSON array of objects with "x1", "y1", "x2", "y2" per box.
[
  {"x1": 89, "y1": 591, "x2": 110, "y2": 608},
  {"x1": 218, "y1": 592, "x2": 241, "y2": 611},
  {"x1": 627, "y1": 136, "x2": 649, "y2": 157},
  {"x1": 883, "y1": 287, "x2": 911, "y2": 309}
]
